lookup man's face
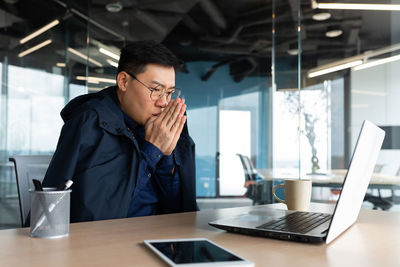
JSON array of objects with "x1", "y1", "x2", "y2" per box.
[{"x1": 117, "y1": 63, "x2": 176, "y2": 126}]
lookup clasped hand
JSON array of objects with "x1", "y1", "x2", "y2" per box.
[{"x1": 144, "y1": 98, "x2": 186, "y2": 155}]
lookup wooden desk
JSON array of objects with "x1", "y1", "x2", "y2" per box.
[
  {"x1": 1, "y1": 203, "x2": 400, "y2": 267},
  {"x1": 257, "y1": 168, "x2": 400, "y2": 189}
]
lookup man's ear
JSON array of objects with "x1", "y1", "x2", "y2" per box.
[{"x1": 116, "y1": 72, "x2": 129, "y2": 92}]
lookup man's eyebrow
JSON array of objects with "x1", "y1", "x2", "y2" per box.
[
  {"x1": 151, "y1": 80, "x2": 175, "y2": 89},
  {"x1": 151, "y1": 80, "x2": 164, "y2": 87}
]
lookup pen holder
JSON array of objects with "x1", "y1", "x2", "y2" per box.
[{"x1": 29, "y1": 188, "x2": 71, "y2": 238}]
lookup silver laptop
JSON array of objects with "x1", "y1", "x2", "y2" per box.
[{"x1": 209, "y1": 120, "x2": 385, "y2": 244}]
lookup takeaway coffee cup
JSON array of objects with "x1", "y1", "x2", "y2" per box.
[
  {"x1": 29, "y1": 188, "x2": 71, "y2": 238},
  {"x1": 272, "y1": 179, "x2": 312, "y2": 211}
]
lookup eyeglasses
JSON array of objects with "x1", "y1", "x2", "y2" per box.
[{"x1": 125, "y1": 71, "x2": 181, "y2": 101}]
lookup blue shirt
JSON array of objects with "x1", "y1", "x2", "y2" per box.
[{"x1": 123, "y1": 113, "x2": 182, "y2": 217}]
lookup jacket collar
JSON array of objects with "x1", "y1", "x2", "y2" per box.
[
  {"x1": 94, "y1": 86, "x2": 127, "y2": 136},
  {"x1": 94, "y1": 87, "x2": 140, "y2": 151}
]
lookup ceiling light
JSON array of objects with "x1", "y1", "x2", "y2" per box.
[
  {"x1": 351, "y1": 104, "x2": 369, "y2": 109},
  {"x1": 18, "y1": 39, "x2": 52, "y2": 57},
  {"x1": 76, "y1": 76, "x2": 115, "y2": 84},
  {"x1": 326, "y1": 29, "x2": 343, "y2": 38},
  {"x1": 19, "y1": 19, "x2": 59, "y2": 44},
  {"x1": 56, "y1": 62, "x2": 66, "y2": 67},
  {"x1": 106, "y1": 2, "x2": 123, "y2": 13},
  {"x1": 353, "y1": 54, "x2": 400, "y2": 71},
  {"x1": 67, "y1": 47, "x2": 103, "y2": 67},
  {"x1": 76, "y1": 76, "x2": 99, "y2": 84},
  {"x1": 308, "y1": 42, "x2": 400, "y2": 79},
  {"x1": 314, "y1": 2, "x2": 400, "y2": 11},
  {"x1": 106, "y1": 59, "x2": 118, "y2": 68},
  {"x1": 352, "y1": 90, "x2": 387, "y2": 97},
  {"x1": 312, "y1": 12, "x2": 331, "y2": 21},
  {"x1": 308, "y1": 60, "x2": 362, "y2": 78},
  {"x1": 287, "y1": 49, "x2": 298, "y2": 56},
  {"x1": 88, "y1": 87, "x2": 104, "y2": 91},
  {"x1": 278, "y1": 88, "x2": 298, "y2": 92},
  {"x1": 122, "y1": 20, "x2": 129, "y2": 27},
  {"x1": 99, "y1": 47, "x2": 120, "y2": 60}
]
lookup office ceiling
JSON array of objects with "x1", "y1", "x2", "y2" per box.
[{"x1": 0, "y1": 0, "x2": 397, "y2": 83}]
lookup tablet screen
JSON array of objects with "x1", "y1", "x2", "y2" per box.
[{"x1": 148, "y1": 240, "x2": 243, "y2": 264}]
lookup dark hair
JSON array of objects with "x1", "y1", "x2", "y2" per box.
[{"x1": 117, "y1": 40, "x2": 183, "y2": 75}]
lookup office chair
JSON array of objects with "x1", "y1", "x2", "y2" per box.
[
  {"x1": 362, "y1": 164, "x2": 387, "y2": 210},
  {"x1": 236, "y1": 154, "x2": 272, "y2": 205},
  {"x1": 363, "y1": 164, "x2": 400, "y2": 210},
  {"x1": 9, "y1": 155, "x2": 52, "y2": 227}
]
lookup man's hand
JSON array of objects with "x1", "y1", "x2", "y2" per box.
[{"x1": 144, "y1": 98, "x2": 187, "y2": 155}]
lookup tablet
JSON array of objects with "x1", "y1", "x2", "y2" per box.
[{"x1": 144, "y1": 238, "x2": 254, "y2": 267}]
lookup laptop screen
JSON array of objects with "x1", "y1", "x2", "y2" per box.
[{"x1": 325, "y1": 120, "x2": 385, "y2": 244}]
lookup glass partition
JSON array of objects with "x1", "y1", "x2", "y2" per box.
[
  {"x1": 0, "y1": 0, "x2": 273, "y2": 227},
  {"x1": 2, "y1": 0, "x2": 400, "y2": 230},
  {"x1": 0, "y1": 0, "x2": 91, "y2": 228},
  {"x1": 301, "y1": 0, "x2": 400, "y2": 208}
]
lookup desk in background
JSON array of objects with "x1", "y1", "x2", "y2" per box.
[
  {"x1": 257, "y1": 168, "x2": 400, "y2": 209},
  {"x1": 257, "y1": 168, "x2": 400, "y2": 189},
  {"x1": 1, "y1": 203, "x2": 400, "y2": 266}
]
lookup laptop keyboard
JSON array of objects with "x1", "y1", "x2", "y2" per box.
[{"x1": 256, "y1": 212, "x2": 332, "y2": 234}]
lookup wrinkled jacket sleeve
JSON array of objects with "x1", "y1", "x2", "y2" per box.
[
  {"x1": 153, "y1": 155, "x2": 182, "y2": 214},
  {"x1": 175, "y1": 126, "x2": 198, "y2": 212}
]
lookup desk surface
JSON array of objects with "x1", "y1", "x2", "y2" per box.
[{"x1": 1, "y1": 203, "x2": 400, "y2": 267}]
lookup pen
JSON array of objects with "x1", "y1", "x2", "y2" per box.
[
  {"x1": 47, "y1": 180, "x2": 73, "y2": 211},
  {"x1": 57, "y1": 179, "x2": 74, "y2": 191},
  {"x1": 32, "y1": 179, "x2": 43, "y2": 191},
  {"x1": 31, "y1": 180, "x2": 73, "y2": 234}
]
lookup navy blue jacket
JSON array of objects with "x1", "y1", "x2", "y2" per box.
[{"x1": 43, "y1": 86, "x2": 197, "y2": 223}]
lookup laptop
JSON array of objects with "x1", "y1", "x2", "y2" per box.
[{"x1": 209, "y1": 120, "x2": 385, "y2": 244}]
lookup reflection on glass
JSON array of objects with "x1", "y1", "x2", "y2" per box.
[
  {"x1": 7, "y1": 65, "x2": 64, "y2": 153},
  {"x1": 151, "y1": 240, "x2": 242, "y2": 264},
  {"x1": 351, "y1": 57, "x2": 400, "y2": 179}
]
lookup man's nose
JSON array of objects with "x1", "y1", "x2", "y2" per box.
[{"x1": 155, "y1": 93, "x2": 168, "y2": 107}]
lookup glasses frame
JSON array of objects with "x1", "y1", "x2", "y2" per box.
[{"x1": 124, "y1": 71, "x2": 181, "y2": 101}]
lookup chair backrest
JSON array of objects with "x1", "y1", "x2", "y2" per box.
[
  {"x1": 237, "y1": 153, "x2": 251, "y2": 181},
  {"x1": 236, "y1": 153, "x2": 258, "y2": 181},
  {"x1": 9, "y1": 155, "x2": 52, "y2": 227},
  {"x1": 236, "y1": 154, "x2": 271, "y2": 205}
]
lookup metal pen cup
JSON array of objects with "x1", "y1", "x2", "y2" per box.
[{"x1": 29, "y1": 188, "x2": 71, "y2": 238}]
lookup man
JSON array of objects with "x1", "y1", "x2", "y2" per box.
[{"x1": 43, "y1": 41, "x2": 197, "y2": 223}]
